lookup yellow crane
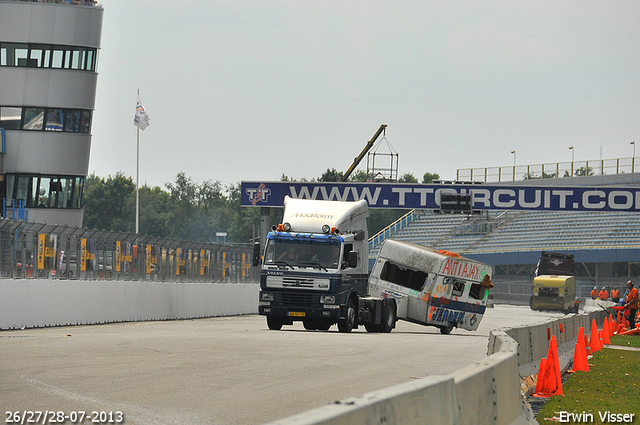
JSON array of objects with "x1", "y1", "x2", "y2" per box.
[{"x1": 339, "y1": 124, "x2": 387, "y2": 182}]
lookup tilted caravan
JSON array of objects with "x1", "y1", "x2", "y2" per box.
[{"x1": 367, "y1": 239, "x2": 494, "y2": 334}]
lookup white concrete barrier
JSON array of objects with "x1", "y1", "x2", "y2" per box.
[
  {"x1": 490, "y1": 308, "x2": 609, "y2": 377},
  {"x1": 0, "y1": 279, "x2": 259, "y2": 330},
  {"x1": 266, "y1": 308, "x2": 612, "y2": 425}
]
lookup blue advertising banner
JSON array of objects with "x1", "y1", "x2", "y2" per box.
[{"x1": 241, "y1": 181, "x2": 640, "y2": 212}]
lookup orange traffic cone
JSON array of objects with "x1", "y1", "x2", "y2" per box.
[
  {"x1": 533, "y1": 336, "x2": 563, "y2": 397},
  {"x1": 584, "y1": 334, "x2": 592, "y2": 356},
  {"x1": 534, "y1": 357, "x2": 547, "y2": 395},
  {"x1": 590, "y1": 319, "x2": 602, "y2": 352},
  {"x1": 601, "y1": 318, "x2": 611, "y2": 345},
  {"x1": 568, "y1": 328, "x2": 589, "y2": 373},
  {"x1": 609, "y1": 314, "x2": 615, "y2": 337}
]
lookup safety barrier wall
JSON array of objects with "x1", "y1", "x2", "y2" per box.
[
  {"x1": 489, "y1": 299, "x2": 610, "y2": 377},
  {"x1": 0, "y1": 279, "x2": 259, "y2": 330},
  {"x1": 266, "y1": 304, "x2": 611, "y2": 425}
]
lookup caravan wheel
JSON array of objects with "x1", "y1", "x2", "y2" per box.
[{"x1": 439, "y1": 322, "x2": 454, "y2": 334}]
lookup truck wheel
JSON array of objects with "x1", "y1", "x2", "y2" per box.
[
  {"x1": 365, "y1": 324, "x2": 380, "y2": 333},
  {"x1": 338, "y1": 299, "x2": 356, "y2": 333},
  {"x1": 439, "y1": 322, "x2": 454, "y2": 334},
  {"x1": 380, "y1": 301, "x2": 396, "y2": 333},
  {"x1": 266, "y1": 316, "x2": 283, "y2": 331},
  {"x1": 303, "y1": 320, "x2": 318, "y2": 330}
]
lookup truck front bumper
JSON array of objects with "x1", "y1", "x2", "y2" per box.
[{"x1": 258, "y1": 304, "x2": 342, "y2": 321}]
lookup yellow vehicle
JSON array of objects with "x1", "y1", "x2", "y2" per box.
[{"x1": 530, "y1": 252, "x2": 579, "y2": 314}]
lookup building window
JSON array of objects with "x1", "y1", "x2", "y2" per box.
[
  {"x1": 23, "y1": 108, "x2": 45, "y2": 130},
  {"x1": 0, "y1": 106, "x2": 92, "y2": 134},
  {"x1": 4, "y1": 174, "x2": 85, "y2": 209},
  {"x1": 0, "y1": 107, "x2": 21, "y2": 129},
  {"x1": 0, "y1": 42, "x2": 97, "y2": 71},
  {"x1": 46, "y1": 109, "x2": 64, "y2": 131}
]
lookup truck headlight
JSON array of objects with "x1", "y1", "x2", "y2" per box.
[
  {"x1": 261, "y1": 293, "x2": 274, "y2": 301},
  {"x1": 320, "y1": 295, "x2": 335, "y2": 304}
]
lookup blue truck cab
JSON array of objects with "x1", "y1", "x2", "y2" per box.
[{"x1": 258, "y1": 196, "x2": 370, "y2": 332}]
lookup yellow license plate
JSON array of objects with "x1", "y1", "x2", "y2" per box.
[{"x1": 288, "y1": 311, "x2": 305, "y2": 317}]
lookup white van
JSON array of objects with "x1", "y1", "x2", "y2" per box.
[{"x1": 367, "y1": 239, "x2": 493, "y2": 334}]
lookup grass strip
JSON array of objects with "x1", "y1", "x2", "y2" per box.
[
  {"x1": 610, "y1": 334, "x2": 640, "y2": 349},
  {"x1": 536, "y1": 336, "x2": 640, "y2": 424}
]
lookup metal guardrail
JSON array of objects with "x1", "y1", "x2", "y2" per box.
[
  {"x1": 457, "y1": 156, "x2": 639, "y2": 182},
  {"x1": 0, "y1": 219, "x2": 259, "y2": 282},
  {"x1": 368, "y1": 209, "x2": 418, "y2": 252}
]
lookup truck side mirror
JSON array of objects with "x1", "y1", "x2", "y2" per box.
[
  {"x1": 252, "y1": 242, "x2": 261, "y2": 267},
  {"x1": 354, "y1": 230, "x2": 365, "y2": 241},
  {"x1": 348, "y1": 251, "x2": 358, "y2": 268}
]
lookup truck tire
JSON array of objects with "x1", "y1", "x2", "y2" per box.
[
  {"x1": 439, "y1": 322, "x2": 454, "y2": 334},
  {"x1": 338, "y1": 299, "x2": 356, "y2": 333},
  {"x1": 379, "y1": 300, "x2": 396, "y2": 333},
  {"x1": 266, "y1": 316, "x2": 283, "y2": 331},
  {"x1": 303, "y1": 320, "x2": 318, "y2": 330},
  {"x1": 364, "y1": 324, "x2": 380, "y2": 333}
]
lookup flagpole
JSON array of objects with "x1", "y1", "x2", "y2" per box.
[{"x1": 135, "y1": 89, "x2": 140, "y2": 234}]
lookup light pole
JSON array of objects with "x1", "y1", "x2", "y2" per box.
[
  {"x1": 511, "y1": 150, "x2": 516, "y2": 180},
  {"x1": 631, "y1": 141, "x2": 636, "y2": 173},
  {"x1": 569, "y1": 146, "x2": 574, "y2": 176}
]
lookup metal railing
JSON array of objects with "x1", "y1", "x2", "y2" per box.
[
  {"x1": 0, "y1": 219, "x2": 259, "y2": 282},
  {"x1": 368, "y1": 209, "x2": 418, "y2": 252},
  {"x1": 452, "y1": 211, "x2": 511, "y2": 235},
  {"x1": 457, "y1": 156, "x2": 639, "y2": 182}
]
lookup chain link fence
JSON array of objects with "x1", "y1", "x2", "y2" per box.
[{"x1": 0, "y1": 219, "x2": 259, "y2": 283}]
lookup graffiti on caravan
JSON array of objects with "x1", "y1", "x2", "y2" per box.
[{"x1": 240, "y1": 181, "x2": 640, "y2": 212}]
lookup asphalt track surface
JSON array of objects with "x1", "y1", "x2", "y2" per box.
[{"x1": 1, "y1": 305, "x2": 562, "y2": 425}]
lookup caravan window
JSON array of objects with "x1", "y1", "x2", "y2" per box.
[
  {"x1": 538, "y1": 287, "x2": 559, "y2": 297},
  {"x1": 380, "y1": 261, "x2": 427, "y2": 291},
  {"x1": 451, "y1": 280, "x2": 465, "y2": 297},
  {"x1": 469, "y1": 283, "x2": 486, "y2": 300}
]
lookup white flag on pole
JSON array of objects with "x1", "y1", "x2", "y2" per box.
[{"x1": 133, "y1": 94, "x2": 150, "y2": 130}]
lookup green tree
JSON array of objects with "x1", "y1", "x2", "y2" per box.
[
  {"x1": 349, "y1": 170, "x2": 371, "y2": 182},
  {"x1": 575, "y1": 166, "x2": 594, "y2": 177},
  {"x1": 398, "y1": 173, "x2": 418, "y2": 183},
  {"x1": 564, "y1": 166, "x2": 594, "y2": 177},
  {"x1": 83, "y1": 172, "x2": 135, "y2": 232},
  {"x1": 319, "y1": 168, "x2": 343, "y2": 182},
  {"x1": 422, "y1": 172, "x2": 440, "y2": 183},
  {"x1": 224, "y1": 183, "x2": 262, "y2": 243},
  {"x1": 134, "y1": 185, "x2": 172, "y2": 237}
]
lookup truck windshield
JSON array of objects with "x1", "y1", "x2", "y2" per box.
[{"x1": 264, "y1": 239, "x2": 342, "y2": 270}]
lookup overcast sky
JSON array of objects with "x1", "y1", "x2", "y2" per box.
[{"x1": 90, "y1": 1, "x2": 640, "y2": 189}]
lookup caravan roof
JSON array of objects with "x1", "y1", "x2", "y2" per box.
[{"x1": 378, "y1": 239, "x2": 491, "y2": 284}]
